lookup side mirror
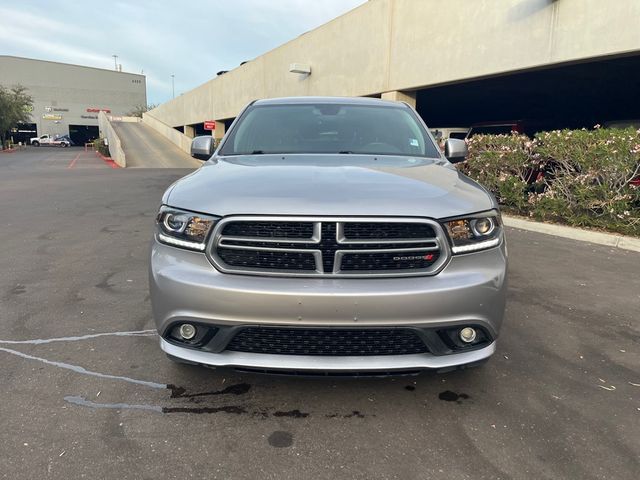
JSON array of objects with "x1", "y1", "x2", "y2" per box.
[
  {"x1": 444, "y1": 138, "x2": 468, "y2": 163},
  {"x1": 190, "y1": 136, "x2": 215, "y2": 161}
]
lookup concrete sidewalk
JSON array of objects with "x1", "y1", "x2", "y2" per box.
[{"x1": 504, "y1": 215, "x2": 640, "y2": 253}]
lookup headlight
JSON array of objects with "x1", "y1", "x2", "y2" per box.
[
  {"x1": 156, "y1": 206, "x2": 219, "y2": 251},
  {"x1": 442, "y1": 211, "x2": 502, "y2": 254}
]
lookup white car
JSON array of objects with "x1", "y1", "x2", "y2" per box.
[{"x1": 30, "y1": 134, "x2": 70, "y2": 147}]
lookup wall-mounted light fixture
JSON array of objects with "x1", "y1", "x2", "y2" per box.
[{"x1": 289, "y1": 63, "x2": 311, "y2": 75}]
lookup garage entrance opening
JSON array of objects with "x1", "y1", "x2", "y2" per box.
[
  {"x1": 69, "y1": 125, "x2": 99, "y2": 145},
  {"x1": 191, "y1": 123, "x2": 208, "y2": 136},
  {"x1": 8, "y1": 123, "x2": 37, "y2": 145},
  {"x1": 416, "y1": 54, "x2": 640, "y2": 137}
]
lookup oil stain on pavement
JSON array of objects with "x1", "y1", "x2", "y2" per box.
[
  {"x1": 268, "y1": 431, "x2": 294, "y2": 448},
  {"x1": 168, "y1": 382, "x2": 251, "y2": 399},
  {"x1": 438, "y1": 390, "x2": 470, "y2": 402},
  {"x1": 0, "y1": 329, "x2": 372, "y2": 420}
]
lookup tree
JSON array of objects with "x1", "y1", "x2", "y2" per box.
[
  {"x1": 0, "y1": 85, "x2": 33, "y2": 148},
  {"x1": 127, "y1": 103, "x2": 158, "y2": 118}
]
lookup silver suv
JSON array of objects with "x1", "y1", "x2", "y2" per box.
[{"x1": 150, "y1": 97, "x2": 507, "y2": 374}]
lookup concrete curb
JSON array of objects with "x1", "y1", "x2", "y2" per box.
[
  {"x1": 503, "y1": 215, "x2": 640, "y2": 253},
  {"x1": 94, "y1": 150, "x2": 120, "y2": 169}
]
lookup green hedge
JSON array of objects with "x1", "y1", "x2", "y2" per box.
[
  {"x1": 94, "y1": 137, "x2": 110, "y2": 157},
  {"x1": 458, "y1": 127, "x2": 640, "y2": 236}
]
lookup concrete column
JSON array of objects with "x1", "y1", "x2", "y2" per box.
[
  {"x1": 381, "y1": 90, "x2": 417, "y2": 108},
  {"x1": 213, "y1": 120, "x2": 226, "y2": 142},
  {"x1": 184, "y1": 125, "x2": 195, "y2": 138}
]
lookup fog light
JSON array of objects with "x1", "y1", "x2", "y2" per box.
[
  {"x1": 179, "y1": 323, "x2": 197, "y2": 340},
  {"x1": 459, "y1": 327, "x2": 477, "y2": 343}
]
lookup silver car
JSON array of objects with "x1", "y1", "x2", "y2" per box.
[{"x1": 150, "y1": 97, "x2": 507, "y2": 375}]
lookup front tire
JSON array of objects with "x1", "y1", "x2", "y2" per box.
[{"x1": 32, "y1": 141, "x2": 40, "y2": 147}]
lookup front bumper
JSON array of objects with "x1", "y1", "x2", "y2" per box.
[
  {"x1": 160, "y1": 337, "x2": 496, "y2": 373},
  {"x1": 150, "y1": 240, "x2": 507, "y2": 371}
]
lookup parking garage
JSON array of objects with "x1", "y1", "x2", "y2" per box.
[
  {"x1": 416, "y1": 53, "x2": 640, "y2": 135},
  {"x1": 141, "y1": 0, "x2": 640, "y2": 151}
]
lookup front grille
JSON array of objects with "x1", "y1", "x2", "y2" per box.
[
  {"x1": 226, "y1": 327, "x2": 429, "y2": 356},
  {"x1": 210, "y1": 216, "x2": 447, "y2": 277}
]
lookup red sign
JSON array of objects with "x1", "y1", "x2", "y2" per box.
[
  {"x1": 86, "y1": 108, "x2": 111, "y2": 113},
  {"x1": 204, "y1": 121, "x2": 216, "y2": 131}
]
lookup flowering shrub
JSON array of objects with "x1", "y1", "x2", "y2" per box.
[{"x1": 459, "y1": 127, "x2": 640, "y2": 236}]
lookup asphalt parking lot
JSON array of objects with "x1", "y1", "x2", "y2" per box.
[{"x1": 1, "y1": 147, "x2": 638, "y2": 480}]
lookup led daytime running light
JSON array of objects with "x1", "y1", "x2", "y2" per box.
[
  {"x1": 451, "y1": 237, "x2": 501, "y2": 254},
  {"x1": 157, "y1": 233, "x2": 206, "y2": 251}
]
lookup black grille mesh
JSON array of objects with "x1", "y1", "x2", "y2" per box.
[
  {"x1": 222, "y1": 221, "x2": 314, "y2": 239},
  {"x1": 218, "y1": 248, "x2": 316, "y2": 271},
  {"x1": 226, "y1": 327, "x2": 429, "y2": 356},
  {"x1": 343, "y1": 222, "x2": 436, "y2": 239},
  {"x1": 341, "y1": 251, "x2": 440, "y2": 271},
  {"x1": 319, "y1": 223, "x2": 338, "y2": 273}
]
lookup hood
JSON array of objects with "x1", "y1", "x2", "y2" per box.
[{"x1": 165, "y1": 154, "x2": 495, "y2": 219}]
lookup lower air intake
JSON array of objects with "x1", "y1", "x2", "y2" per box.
[{"x1": 225, "y1": 327, "x2": 429, "y2": 356}]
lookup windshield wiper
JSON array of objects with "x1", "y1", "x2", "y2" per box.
[
  {"x1": 338, "y1": 150, "x2": 354, "y2": 154},
  {"x1": 250, "y1": 150, "x2": 265, "y2": 154}
]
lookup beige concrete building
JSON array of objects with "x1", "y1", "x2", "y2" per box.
[
  {"x1": 145, "y1": 0, "x2": 640, "y2": 148},
  {"x1": 0, "y1": 55, "x2": 146, "y2": 144}
]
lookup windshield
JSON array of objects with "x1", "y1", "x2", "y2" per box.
[{"x1": 220, "y1": 103, "x2": 441, "y2": 158}]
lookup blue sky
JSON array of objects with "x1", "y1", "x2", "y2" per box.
[{"x1": 0, "y1": 0, "x2": 365, "y2": 105}]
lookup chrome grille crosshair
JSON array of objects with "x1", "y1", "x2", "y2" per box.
[{"x1": 207, "y1": 216, "x2": 451, "y2": 278}]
